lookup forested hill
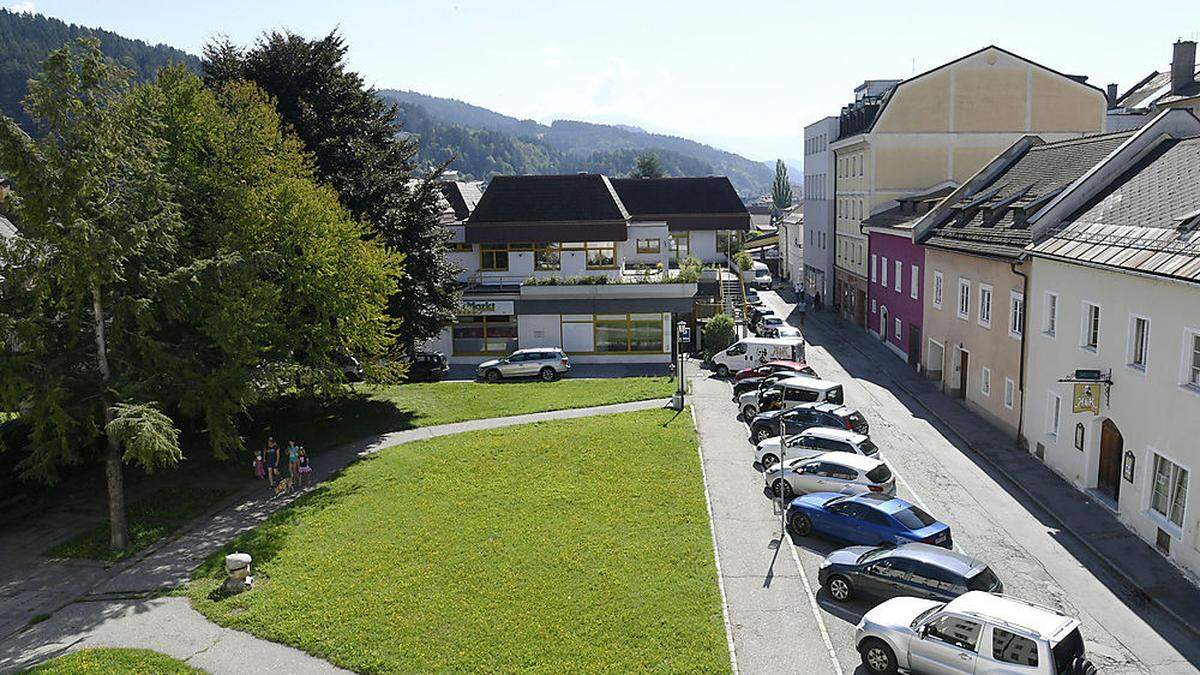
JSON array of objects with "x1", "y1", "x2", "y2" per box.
[
  {"x1": 383, "y1": 89, "x2": 772, "y2": 197},
  {"x1": 0, "y1": 9, "x2": 200, "y2": 130}
]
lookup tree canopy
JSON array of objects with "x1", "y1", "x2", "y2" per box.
[
  {"x1": 631, "y1": 152, "x2": 665, "y2": 179},
  {"x1": 771, "y1": 159, "x2": 793, "y2": 211}
]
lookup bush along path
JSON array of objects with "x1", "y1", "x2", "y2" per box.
[{"x1": 0, "y1": 398, "x2": 672, "y2": 674}]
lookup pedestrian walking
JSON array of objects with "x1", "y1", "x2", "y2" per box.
[
  {"x1": 287, "y1": 440, "x2": 301, "y2": 493},
  {"x1": 265, "y1": 437, "x2": 282, "y2": 487},
  {"x1": 797, "y1": 298, "x2": 808, "y2": 328},
  {"x1": 298, "y1": 447, "x2": 312, "y2": 488}
]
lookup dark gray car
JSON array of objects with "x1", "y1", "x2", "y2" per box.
[{"x1": 818, "y1": 542, "x2": 1002, "y2": 603}]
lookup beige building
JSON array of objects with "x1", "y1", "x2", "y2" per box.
[{"x1": 830, "y1": 46, "x2": 1106, "y2": 328}]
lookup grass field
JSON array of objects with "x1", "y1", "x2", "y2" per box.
[
  {"x1": 24, "y1": 648, "x2": 202, "y2": 674},
  {"x1": 46, "y1": 486, "x2": 232, "y2": 562},
  {"x1": 186, "y1": 408, "x2": 728, "y2": 673},
  {"x1": 249, "y1": 376, "x2": 677, "y2": 452}
]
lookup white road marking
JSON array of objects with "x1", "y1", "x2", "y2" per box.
[{"x1": 785, "y1": 531, "x2": 846, "y2": 675}]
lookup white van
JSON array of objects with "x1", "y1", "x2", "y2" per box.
[
  {"x1": 743, "y1": 261, "x2": 773, "y2": 290},
  {"x1": 711, "y1": 337, "x2": 805, "y2": 377},
  {"x1": 737, "y1": 376, "x2": 844, "y2": 419}
]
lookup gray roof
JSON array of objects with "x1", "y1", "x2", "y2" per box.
[
  {"x1": 1117, "y1": 68, "x2": 1200, "y2": 110},
  {"x1": 1031, "y1": 136, "x2": 1200, "y2": 282},
  {"x1": 437, "y1": 181, "x2": 483, "y2": 223},
  {"x1": 609, "y1": 176, "x2": 750, "y2": 231},
  {"x1": 864, "y1": 186, "x2": 956, "y2": 232},
  {"x1": 921, "y1": 132, "x2": 1132, "y2": 259},
  {"x1": 469, "y1": 174, "x2": 630, "y2": 224}
]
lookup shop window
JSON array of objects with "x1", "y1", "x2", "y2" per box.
[
  {"x1": 593, "y1": 313, "x2": 664, "y2": 352},
  {"x1": 584, "y1": 241, "x2": 616, "y2": 269},
  {"x1": 670, "y1": 233, "x2": 691, "y2": 260},
  {"x1": 452, "y1": 315, "x2": 517, "y2": 355}
]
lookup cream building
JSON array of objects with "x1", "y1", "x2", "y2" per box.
[{"x1": 831, "y1": 46, "x2": 1106, "y2": 328}]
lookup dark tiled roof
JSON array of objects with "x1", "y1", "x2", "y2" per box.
[
  {"x1": 1032, "y1": 137, "x2": 1200, "y2": 282},
  {"x1": 438, "y1": 181, "x2": 483, "y2": 222},
  {"x1": 1116, "y1": 68, "x2": 1200, "y2": 110},
  {"x1": 469, "y1": 174, "x2": 630, "y2": 224},
  {"x1": 864, "y1": 187, "x2": 956, "y2": 232},
  {"x1": 610, "y1": 176, "x2": 751, "y2": 231},
  {"x1": 921, "y1": 132, "x2": 1132, "y2": 259}
]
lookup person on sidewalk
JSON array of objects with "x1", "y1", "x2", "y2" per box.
[
  {"x1": 286, "y1": 440, "x2": 301, "y2": 493},
  {"x1": 797, "y1": 298, "x2": 808, "y2": 328},
  {"x1": 297, "y1": 447, "x2": 312, "y2": 488},
  {"x1": 265, "y1": 437, "x2": 282, "y2": 487}
]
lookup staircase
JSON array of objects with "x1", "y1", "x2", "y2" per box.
[{"x1": 719, "y1": 270, "x2": 747, "y2": 326}]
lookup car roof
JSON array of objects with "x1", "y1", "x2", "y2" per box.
[
  {"x1": 801, "y1": 453, "x2": 884, "y2": 472},
  {"x1": 845, "y1": 493, "x2": 914, "y2": 514},
  {"x1": 799, "y1": 427, "x2": 868, "y2": 444},
  {"x1": 776, "y1": 376, "x2": 840, "y2": 390},
  {"x1": 944, "y1": 592, "x2": 1078, "y2": 640},
  {"x1": 885, "y1": 543, "x2": 985, "y2": 576},
  {"x1": 514, "y1": 347, "x2": 562, "y2": 353},
  {"x1": 765, "y1": 360, "x2": 806, "y2": 369},
  {"x1": 792, "y1": 401, "x2": 853, "y2": 415}
]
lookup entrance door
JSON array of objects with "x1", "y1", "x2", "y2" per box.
[
  {"x1": 908, "y1": 324, "x2": 922, "y2": 367},
  {"x1": 957, "y1": 349, "x2": 969, "y2": 400},
  {"x1": 1098, "y1": 420, "x2": 1124, "y2": 503},
  {"x1": 879, "y1": 306, "x2": 889, "y2": 341}
]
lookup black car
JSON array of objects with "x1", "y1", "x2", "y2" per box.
[
  {"x1": 818, "y1": 542, "x2": 1003, "y2": 603},
  {"x1": 749, "y1": 402, "x2": 868, "y2": 443},
  {"x1": 405, "y1": 351, "x2": 449, "y2": 382},
  {"x1": 732, "y1": 370, "x2": 813, "y2": 399}
]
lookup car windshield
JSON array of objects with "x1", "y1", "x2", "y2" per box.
[
  {"x1": 755, "y1": 269, "x2": 769, "y2": 277},
  {"x1": 1052, "y1": 628, "x2": 1085, "y2": 673},
  {"x1": 856, "y1": 547, "x2": 891, "y2": 564},
  {"x1": 910, "y1": 604, "x2": 945, "y2": 629},
  {"x1": 967, "y1": 567, "x2": 1000, "y2": 591},
  {"x1": 860, "y1": 439, "x2": 880, "y2": 456},
  {"x1": 892, "y1": 506, "x2": 938, "y2": 530}
]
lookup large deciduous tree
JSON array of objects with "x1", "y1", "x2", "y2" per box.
[{"x1": 201, "y1": 31, "x2": 457, "y2": 351}]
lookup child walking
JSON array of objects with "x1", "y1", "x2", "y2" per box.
[{"x1": 298, "y1": 447, "x2": 312, "y2": 488}]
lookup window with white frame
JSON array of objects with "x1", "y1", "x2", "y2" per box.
[
  {"x1": 1188, "y1": 331, "x2": 1200, "y2": 389},
  {"x1": 1009, "y1": 291, "x2": 1025, "y2": 339},
  {"x1": 881, "y1": 257, "x2": 888, "y2": 288},
  {"x1": 1082, "y1": 302, "x2": 1101, "y2": 351},
  {"x1": 958, "y1": 279, "x2": 970, "y2": 319},
  {"x1": 871, "y1": 298, "x2": 877, "y2": 314},
  {"x1": 894, "y1": 260, "x2": 902, "y2": 293},
  {"x1": 910, "y1": 265, "x2": 919, "y2": 300},
  {"x1": 1003, "y1": 378, "x2": 1015, "y2": 409},
  {"x1": 981, "y1": 367, "x2": 991, "y2": 397},
  {"x1": 933, "y1": 271, "x2": 944, "y2": 309},
  {"x1": 871, "y1": 254, "x2": 877, "y2": 282},
  {"x1": 1129, "y1": 315, "x2": 1150, "y2": 371},
  {"x1": 1150, "y1": 453, "x2": 1188, "y2": 529},
  {"x1": 979, "y1": 284, "x2": 993, "y2": 328},
  {"x1": 1043, "y1": 292, "x2": 1058, "y2": 337},
  {"x1": 1046, "y1": 392, "x2": 1061, "y2": 440},
  {"x1": 894, "y1": 317, "x2": 902, "y2": 340}
]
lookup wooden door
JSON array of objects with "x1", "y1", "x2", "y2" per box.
[
  {"x1": 1098, "y1": 419, "x2": 1123, "y2": 503},
  {"x1": 908, "y1": 324, "x2": 921, "y2": 367},
  {"x1": 957, "y1": 349, "x2": 969, "y2": 400}
]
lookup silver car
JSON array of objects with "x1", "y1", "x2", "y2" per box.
[
  {"x1": 855, "y1": 591, "x2": 1095, "y2": 675},
  {"x1": 764, "y1": 452, "x2": 895, "y2": 500},
  {"x1": 477, "y1": 348, "x2": 570, "y2": 383}
]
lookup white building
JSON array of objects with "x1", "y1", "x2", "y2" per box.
[
  {"x1": 777, "y1": 207, "x2": 803, "y2": 288},
  {"x1": 801, "y1": 115, "x2": 839, "y2": 304},
  {"x1": 1021, "y1": 109, "x2": 1200, "y2": 576}
]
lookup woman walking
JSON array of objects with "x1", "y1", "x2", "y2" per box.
[
  {"x1": 287, "y1": 440, "x2": 301, "y2": 493},
  {"x1": 265, "y1": 437, "x2": 282, "y2": 488}
]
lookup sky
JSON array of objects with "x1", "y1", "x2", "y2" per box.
[{"x1": 9, "y1": 0, "x2": 1200, "y2": 164}]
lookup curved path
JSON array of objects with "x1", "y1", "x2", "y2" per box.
[{"x1": 0, "y1": 398, "x2": 668, "y2": 675}]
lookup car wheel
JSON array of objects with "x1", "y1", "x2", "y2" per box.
[
  {"x1": 761, "y1": 453, "x2": 779, "y2": 469},
  {"x1": 754, "y1": 426, "x2": 773, "y2": 443},
  {"x1": 787, "y1": 511, "x2": 811, "y2": 536},
  {"x1": 860, "y1": 638, "x2": 898, "y2": 675},
  {"x1": 771, "y1": 478, "x2": 795, "y2": 501},
  {"x1": 716, "y1": 364, "x2": 729, "y2": 378},
  {"x1": 539, "y1": 367, "x2": 557, "y2": 382},
  {"x1": 826, "y1": 575, "x2": 854, "y2": 602},
  {"x1": 485, "y1": 369, "x2": 502, "y2": 383},
  {"x1": 742, "y1": 404, "x2": 757, "y2": 420},
  {"x1": 1067, "y1": 658, "x2": 1098, "y2": 675}
]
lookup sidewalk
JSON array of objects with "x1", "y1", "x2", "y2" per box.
[{"x1": 799, "y1": 304, "x2": 1200, "y2": 640}]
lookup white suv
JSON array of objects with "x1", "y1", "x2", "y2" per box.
[{"x1": 855, "y1": 591, "x2": 1096, "y2": 674}]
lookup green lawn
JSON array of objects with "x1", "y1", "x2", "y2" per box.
[
  {"x1": 248, "y1": 376, "x2": 676, "y2": 452},
  {"x1": 46, "y1": 486, "x2": 232, "y2": 562},
  {"x1": 24, "y1": 648, "x2": 202, "y2": 674},
  {"x1": 186, "y1": 408, "x2": 729, "y2": 673}
]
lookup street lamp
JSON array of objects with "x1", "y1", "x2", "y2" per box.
[{"x1": 675, "y1": 321, "x2": 689, "y2": 409}]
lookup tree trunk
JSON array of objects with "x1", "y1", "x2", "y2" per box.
[{"x1": 92, "y1": 286, "x2": 129, "y2": 552}]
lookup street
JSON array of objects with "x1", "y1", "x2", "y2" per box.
[{"x1": 691, "y1": 290, "x2": 1200, "y2": 674}]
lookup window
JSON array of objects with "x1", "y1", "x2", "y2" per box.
[
  {"x1": 981, "y1": 367, "x2": 991, "y2": 396},
  {"x1": 1188, "y1": 332, "x2": 1200, "y2": 389},
  {"x1": 1150, "y1": 453, "x2": 1188, "y2": 529},
  {"x1": 871, "y1": 298, "x2": 877, "y2": 314},
  {"x1": 894, "y1": 260, "x2": 902, "y2": 293},
  {"x1": 1009, "y1": 291, "x2": 1024, "y2": 339},
  {"x1": 1043, "y1": 292, "x2": 1058, "y2": 337},
  {"x1": 669, "y1": 233, "x2": 690, "y2": 260},
  {"x1": 534, "y1": 242, "x2": 561, "y2": 271},
  {"x1": 1128, "y1": 315, "x2": 1150, "y2": 371},
  {"x1": 993, "y1": 628, "x2": 1039, "y2": 667},
  {"x1": 1046, "y1": 392, "x2": 1061, "y2": 440},
  {"x1": 871, "y1": 254, "x2": 878, "y2": 282},
  {"x1": 910, "y1": 265, "x2": 919, "y2": 300},
  {"x1": 584, "y1": 241, "x2": 617, "y2": 269},
  {"x1": 480, "y1": 243, "x2": 512, "y2": 271},
  {"x1": 1082, "y1": 303, "x2": 1101, "y2": 351},
  {"x1": 594, "y1": 313, "x2": 664, "y2": 353},
  {"x1": 957, "y1": 279, "x2": 970, "y2": 319},
  {"x1": 881, "y1": 257, "x2": 888, "y2": 288},
  {"x1": 635, "y1": 238, "x2": 660, "y2": 254},
  {"x1": 978, "y1": 284, "x2": 993, "y2": 328},
  {"x1": 452, "y1": 315, "x2": 516, "y2": 355},
  {"x1": 923, "y1": 615, "x2": 982, "y2": 652},
  {"x1": 1004, "y1": 378, "x2": 1015, "y2": 410},
  {"x1": 933, "y1": 271, "x2": 944, "y2": 309},
  {"x1": 448, "y1": 242, "x2": 474, "y2": 252},
  {"x1": 894, "y1": 317, "x2": 902, "y2": 340}
]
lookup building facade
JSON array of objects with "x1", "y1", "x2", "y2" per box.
[
  {"x1": 802, "y1": 116, "x2": 839, "y2": 305},
  {"x1": 429, "y1": 174, "x2": 750, "y2": 364},
  {"x1": 777, "y1": 207, "x2": 803, "y2": 288},
  {"x1": 1020, "y1": 109, "x2": 1200, "y2": 576}
]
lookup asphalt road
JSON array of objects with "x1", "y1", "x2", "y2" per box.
[{"x1": 691, "y1": 290, "x2": 1200, "y2": 674}]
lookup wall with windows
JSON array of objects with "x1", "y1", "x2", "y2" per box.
[
  {"x1": 458, "y1": 242, "x2": 624, "y2": 283},
  {"x1": 1022, "y1": 256, "x2": 1200, "y2": 576},
  {"x1": 921, "y1": 249, "x2": 1025, "y2": 435},
  {"x1": 803, "y1": 116, "x2": 839, "y2": 300},
  {"x1": 867, "y1": 229, "x2": 923, "y2": 362}
]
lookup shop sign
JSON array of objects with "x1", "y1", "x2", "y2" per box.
[
  {"x1": 460, "y1": 300, "x2": 514, "y2": 316},
  {"x1": 1072, "y1": 383, "x2": 1101, "y2": 415}
]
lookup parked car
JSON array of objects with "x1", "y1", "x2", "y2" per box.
[
  {"x1": 745, "y1": 261, "x2": 773, "y2": 289},
  {"x1": 712, "y1": 338, "x2": 806, "y2": 377},
  {"x1": 755, "y1": 427, "x2": 879, "y2": 468},
  {"x1": 747, "y1": 304, "x2": 774, "y2": 328},
  {"x1": 750, "y1": 402, "x2": 869, "y2": 443},
  {"x1": 733, "y1": 360, "x2": 817, "y2": 383},
  {"x1": 732, "y1": 369, "x2": 815, "y2": 399},
  {"x1": 766, "y1": 453, "x2": 895, "y2": 500},
  {"x1": 786, "y1": 492, "x2": 952, "y2": 549},
  {"x1": 404, "y1": 351, "x2": 449, "y2": 382},
  {"x1": 819, "y1": 542, "x2": 1002, "y2": 604},
  {"x1": 477, "y1": 348, "x2": 570, "y2": 382},
  {"x1": 738, "y1": 377, "x2": 845, "y2": 420},
  {"x1": 764, "y1": 325, "x2": 802, "y2": 339},
  {"x1": 855, "y1": 591, "x2": 1094, "y2": 675},
  {"x1": 755, "y1": 315, "x2": 785, "y2": 335},
  {"x1": 744, "y1": 289, "x2": 764, "y2": 306}
]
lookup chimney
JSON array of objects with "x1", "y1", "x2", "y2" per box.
[
  {"x1": 1106, "y1": 83, "x2": 1119, "y2": 109},
  {"x1": 1171, "y1": 40, "x2": 1197, "y2": 95}
]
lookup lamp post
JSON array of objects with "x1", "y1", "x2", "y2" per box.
[{"x1": 676, "y1": 321, "x2": 689, "y2": 409}]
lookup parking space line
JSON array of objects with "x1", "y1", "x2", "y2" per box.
[{"x1": 785, "y1": 533, "x2": 845, "y2": 675}]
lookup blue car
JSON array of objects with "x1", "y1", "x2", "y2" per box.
[{"x1": 785, "y1": 492, "x2": 952, "y2": 549}]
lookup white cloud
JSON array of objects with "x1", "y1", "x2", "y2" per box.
[{"x1": 6, "y1": 2, "x2": 35, "y2": 13}]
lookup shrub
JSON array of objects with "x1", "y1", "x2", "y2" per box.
[
  {"x1": 733, "y1": 251, "x2": 753, "y2": 271},
  {"x1": 702, "y1": 314, "x2": 737, "y2": 360}
]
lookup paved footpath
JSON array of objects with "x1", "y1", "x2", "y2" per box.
[{"x1": 0, "y1": 398, "x2": 666, "y2": 674}]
